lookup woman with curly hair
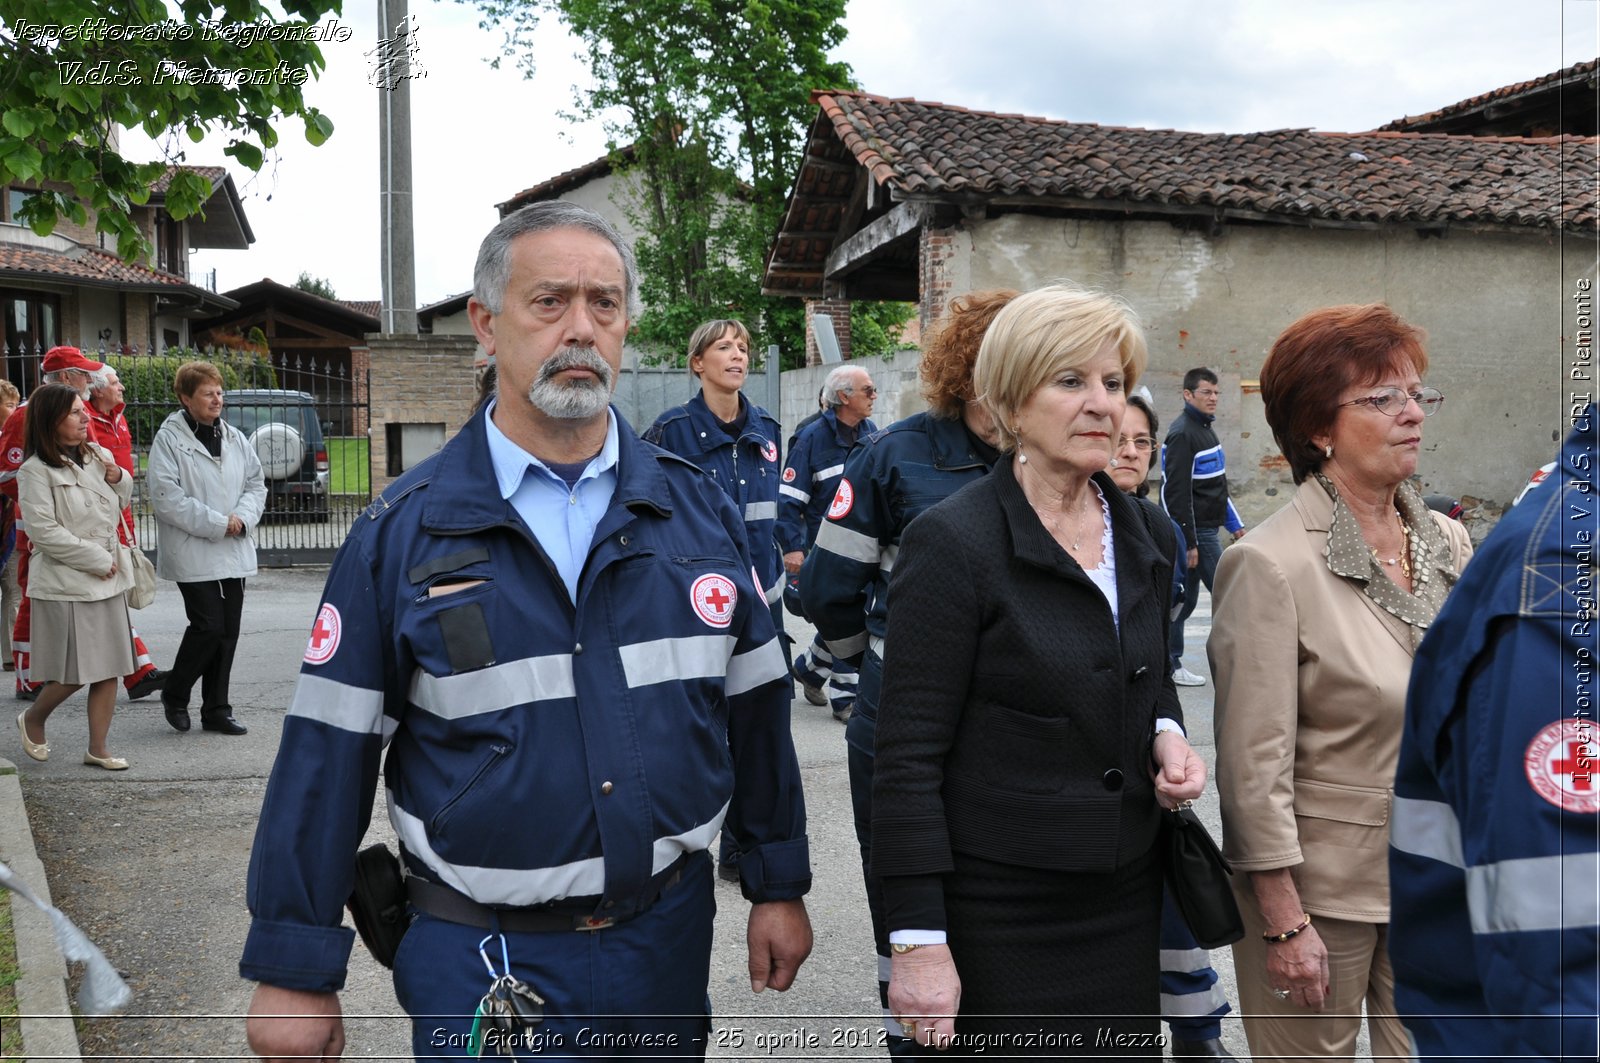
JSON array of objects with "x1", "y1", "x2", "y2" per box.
[{"x1": 801, "y1": 289, "x2": 1015, "y2": 1054}]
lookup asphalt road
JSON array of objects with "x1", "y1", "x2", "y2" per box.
[{"x1": 15, "y1": 568, "x2": 1242, "y2": 1061}]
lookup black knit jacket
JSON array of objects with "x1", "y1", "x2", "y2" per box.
[{"x1": 870, "y1": 454, "x2": 1181, "y2": 930}]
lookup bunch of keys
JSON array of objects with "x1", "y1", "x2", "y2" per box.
[{"x1": 467, "y1": 933, "x2": 546, "y2": 1058}]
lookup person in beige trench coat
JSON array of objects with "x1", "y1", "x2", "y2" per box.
[
  {"x1": 1209, "y1": 304, "x2": 1473, "y2": 1063},
  {"x1": 15, "y1": 384, "x2": 136, "y2": 770}
]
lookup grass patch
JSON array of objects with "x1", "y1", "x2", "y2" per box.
[
  {"x1": 327, "y1": 437, "x2": 370, "y2": 495},
  {"x1": 0, "y1": 889, "x2": 24, "y2": 1060}
]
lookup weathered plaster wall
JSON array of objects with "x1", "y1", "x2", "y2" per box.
[{"x1": 948, "y1": 213, "x2": 1592, "y2": 518}]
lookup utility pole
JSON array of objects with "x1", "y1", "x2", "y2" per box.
[{"x1": 376, "y1": 0, "x2": 418, "y2": 334}]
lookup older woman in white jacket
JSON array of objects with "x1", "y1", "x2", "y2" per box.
[
  {"x1": 147, "y1": 361, "x2": 266, "y2": 737},
  {"x1": 15, "y1": 384, "x2": 137, "y2": 770}
]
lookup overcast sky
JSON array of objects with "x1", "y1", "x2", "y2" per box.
[{"x1": 121, "y1": 0, "x2": 1599, "y2": 308}]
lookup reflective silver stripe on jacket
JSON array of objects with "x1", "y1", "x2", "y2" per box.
[
  {"x1": 390, "y1": 794, "x2": 727, "y2": 906},
  {"x1": 1392, "y1": 795, "x2": 1600, "y2": 934}
]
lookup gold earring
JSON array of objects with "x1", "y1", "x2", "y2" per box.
[{"x1": 1014, "y1": 426, "x2": 1027, "y2": 464}]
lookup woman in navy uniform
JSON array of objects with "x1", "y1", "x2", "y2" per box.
[{"x1": 645, "y1": 319, "x2": 786, "y2": 883}]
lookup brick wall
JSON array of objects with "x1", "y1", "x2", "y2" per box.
[
  {"x1": 918, "y1": 225, "x2": 960, "y2": 334},
  {"x1": 803, "y1": 298, "x2": 852, "y2": 366},
  {"x1": 122, "y1": 295, "x2": 152, "y2": 351},
  {"x1": 365, "y1": 333, "x2": 480, "y2": 493}
]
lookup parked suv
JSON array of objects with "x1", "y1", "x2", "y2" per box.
[{"x1": 224, "y1": 389, "x2": 331, "y2": 521}]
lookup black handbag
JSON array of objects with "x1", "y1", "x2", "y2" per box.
[{"x1": 1162, "y1": 806, "x2": 1245, "y2": 948}]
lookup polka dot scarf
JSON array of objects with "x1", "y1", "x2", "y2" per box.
[{"x1": 1314, "y1": 473, "x2": 1458, "y2": 650}]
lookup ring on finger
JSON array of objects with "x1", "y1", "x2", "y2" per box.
[{"x1": 1271, "y1": 987, "x2": 1291, "y2": 1000}]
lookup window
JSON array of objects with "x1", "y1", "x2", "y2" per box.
[
  {"x1": 3, "y1": 188, "x2": 38, "y2": 224},
  {"x1": 2, "y1": 288, "x2": 61, "y2": 393},
  {"x1": 155, "y1": 212, "x2": 183, "y2": 275},
  {"x1": 386, "y1": 422, "x2": 446, "y2": 475}
]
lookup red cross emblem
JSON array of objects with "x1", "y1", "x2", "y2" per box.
[
  {"x1": 304, "y1": 603, "x2": 342, "y2": 666},
  {"x1": 689, "y1": 573, "x2": 737, "y2": 629},
  {"x1": 5, "y1": 447, "x2": 20, "y2": 467},
  {"x1": 782, "y1": 466, "x2": 795, "y2": 483},
  {"x1": 761, "y1": 439, "x2": 778, "y2": 463},
  {"x1": 827, "y1": 478, "x2": 855, "y2": 520},
  {"x1": 1525, "y1": 719, "x2": 1600, "y2": 814}
]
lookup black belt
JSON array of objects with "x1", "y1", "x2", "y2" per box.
[{"x1": 406, "y1": 854, "x2": 691, "y2": 933}]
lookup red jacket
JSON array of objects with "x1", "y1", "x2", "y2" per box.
[
  {"x1": 0, "y1": 402, "x2": 27, "y2": 505},
  {"x1": 87, "y1": 401, "x2": 133, "y2": 473}
]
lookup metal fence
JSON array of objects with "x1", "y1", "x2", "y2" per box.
[{"x1": 3, "y1": 340, "x2": 371, "y2": 567}]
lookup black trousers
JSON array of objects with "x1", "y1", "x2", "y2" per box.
[{"x1": 165, "y1": 578, "x2": 245, "y2": 714}]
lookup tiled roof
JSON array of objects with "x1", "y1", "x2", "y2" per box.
[
  {"x1": 340, "y1": 299, "x2": 382, "y2": 319},
  {"x1": 764, "y1": 92, "x2": 1597, "y2": 296},
  {"x1": 497, "y1": 145, "x2": 637, "y2": 216},
  {"x1": 151, "y1": 165, "x2": 228, "y2": 193},
  {"x1": 1379, "y1": 58, "x2": 1599, "y2": 132},
  {"x1": 0, "y1": 241, "x2": 193, "y2": 288}
]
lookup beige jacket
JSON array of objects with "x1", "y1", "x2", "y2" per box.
[
  {"x1": 1208, "y1": 478, "x2": 1472, "y2": 920},
  {"x1": 18, "y1": 443, "x2": 135, "y2": 602}
]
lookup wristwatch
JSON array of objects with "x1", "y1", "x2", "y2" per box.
[{"x1": 890, "y1": 942, "x2": 927, "y2": 954}]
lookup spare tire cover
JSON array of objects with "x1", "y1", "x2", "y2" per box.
[{"x1": 251, "y1": 422, "x2": 304, "y2": 479}]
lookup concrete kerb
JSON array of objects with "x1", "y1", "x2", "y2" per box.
[{"x1": 0, "y1": 755, "x2": 83, "y2": 1061}]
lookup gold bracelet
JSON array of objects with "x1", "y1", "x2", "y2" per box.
[{"x1": 1263, "y1": 913, "x2": 1312, "y2": 943}]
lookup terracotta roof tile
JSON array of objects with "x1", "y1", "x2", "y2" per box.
[
  {"x1": 816, "y1": 91, "x2": 1596, "y2": 231},
  {"x1": 150, "y1": 165, "x2": 228, "y2": 193},
  {"x1": 0, "y1": 241, "x2": 192, "y2": 288},
  {"x1": 1379, "y1": 58, "x2": 1599, "y2": 132}
]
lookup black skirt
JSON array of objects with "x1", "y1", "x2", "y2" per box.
[{"x1": 941, "y1": 845, "x2": 1163, "y2": 1056}]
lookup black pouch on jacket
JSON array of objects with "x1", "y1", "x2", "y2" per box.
[
  {"x1": 1162, "y1": 806, "x2": 1245, "y2": 948},
  {"x1": 347, "y1": 844, "x2": 409, "y2": 969}
]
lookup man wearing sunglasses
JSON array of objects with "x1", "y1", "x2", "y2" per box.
[
  {"x1": 1161, "y1": 367, "x2": 1246, "y2": 687},
  {"x1": 778, "y1": 365, "x2": 877, "y2": 721}
]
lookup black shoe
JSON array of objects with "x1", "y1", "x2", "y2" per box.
[
  {"x1": 127, "y1": 668, "x2": 166, "y2": 701},
  {"x1": 200, "y1": 712, "x2": 248, "y2": 736},
  {"x1": 1170, "y1": 1037, "x2": 1238, "y2": 1061},
  {"x1": 161, "y1": 694, "x2": 191, "y2": 733},
  {"x1": 15, "y1": 684, "x2": 39, "y2": 701}
]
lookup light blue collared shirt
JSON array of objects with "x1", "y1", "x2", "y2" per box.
[{"x1": 484, "y1": 401, "x2": 620, "y2": 603}]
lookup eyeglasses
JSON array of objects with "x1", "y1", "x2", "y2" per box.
[
  {"x1": 1340, "y1": 386, "x2": 1444, "y2": 417},
  {"x1": 1117, "y1": 435, "x2": 1155, "y2": 452},
  {"x1": 858, "y1": 386, "x2": 878, "y2": 397}
]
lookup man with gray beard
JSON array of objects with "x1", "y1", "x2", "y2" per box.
[{"x1": 244, "y1": 202, "x2": 813, "y2": 1060}]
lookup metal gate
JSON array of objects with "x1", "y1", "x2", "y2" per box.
[{"x1": 3, "y1": 341, "x2": 371, "y2": 567}]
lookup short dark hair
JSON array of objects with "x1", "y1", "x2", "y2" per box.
[
  {"x1": 1260, "y1": 303, "x2": 1429, "y2": 484},
  {"x1": 1124, "y1": 394, "x2": 1160, "y2": 498},
  {"x1": 24, "y1": 383, "x2": 86, "y2": 469},
  {"x1": 1182, "y1": 367, "x2": 1218, "y2": 393}
]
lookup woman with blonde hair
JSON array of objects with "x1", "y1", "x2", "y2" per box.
[
  {"x1": 148, "y1": 361, "x2": 266, "y2": 737},
  {"x1": 643, "y1": 319, "x2": 784, "y2": 883},
  {"x1": 873, "y1": 284, "x2": 1204, "y2": 1052}
]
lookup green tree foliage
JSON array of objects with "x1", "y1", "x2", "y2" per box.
[
  {"x1": 293, "y1": 270, "x2": 338, "y2": 300},
  {"x1": 467, "y1": 1, "x2": 906, "y2": 368},
  {"x1": 0, "y1": 1, "x2": 341, "y2": 263}
]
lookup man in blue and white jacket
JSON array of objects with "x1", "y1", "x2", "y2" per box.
[
  {"x1": 1390, "y1": 405, "x2": 1598, "y2": 1062},
  {"x1": 242, "y1": 203, "x2": 812, "y2": 1061},
  {"x1": 1160, "y1": 367, "x2": 1245, "y2": 686}
]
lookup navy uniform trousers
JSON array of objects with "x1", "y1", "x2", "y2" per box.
[{"x1": 393, "y1": 856, "x2": 715, "y2": 1060}]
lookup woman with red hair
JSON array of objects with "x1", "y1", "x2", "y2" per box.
[{"x1": 1209, "y1": 303, "x2": 1472, "y2": 1061}]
